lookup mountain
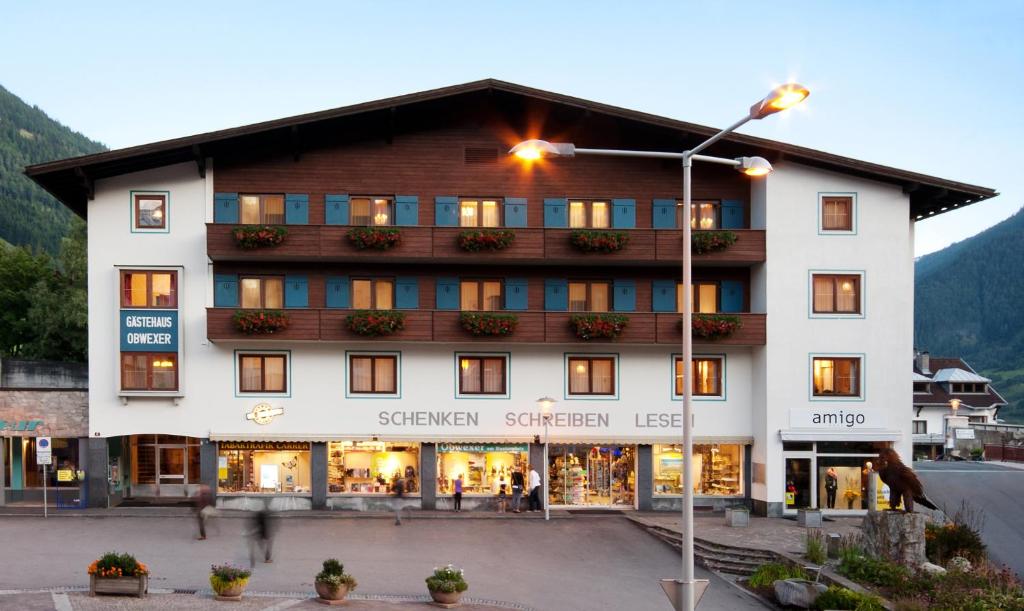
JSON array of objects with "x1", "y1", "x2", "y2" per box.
[
  {"x1": 915, "y1": 208, "x2": 1024, "y2": 423},
  {"x1": 0, "y1": 85, "x2": 106, "y2": 254}
]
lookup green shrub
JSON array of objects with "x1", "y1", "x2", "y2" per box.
[
  {"x1": 426, "y1": 565, "x2": 468, "y2": 594},
  {"x1": 315, "y1": 558, "x2": 357, "y2": 591},
  {"x1": 805, "y1": 530, "x2": 827, "y2": 565},
  {"x1": 838, "y1": 549, "x2": 910, "y2": 588},
  {"x1": 926, "y1": 522, "x2": 987, "y2": 565},
  {"x1": 812, "y1": 585, "x2": 884, "y2": 611},
  {"x1": 748, "y1": 562, "x2": 807, "y2": 589},
  {"x1": 901, "y1": 562, "x2": 1024, "y2": 610}
]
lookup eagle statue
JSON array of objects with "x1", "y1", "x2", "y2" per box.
[{"x1": 875, "y1": 448, "x2": 937, "y2": 512}]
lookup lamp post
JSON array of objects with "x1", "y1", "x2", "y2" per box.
[
  {"x1": 946, "y1": 398, "x2": 962, "y2": 460},
  {"x1": 537, "y1": 396, "x2": 556, "y2": 521},
  {"x1": 510, "y1": 82, "x2": 808, "y2": 611}
]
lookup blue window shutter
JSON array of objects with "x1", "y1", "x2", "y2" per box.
[
  {"x1": 543, "y1": 198, "x2": 568, "y2": 228},
  {"x1": 325, "y1": 194, "x2": 349, "y2": 225},
  {"x1": 652, "y1": 199, "x2": 677, "y2": 229},
  {"x1": 504, "y1": 197, "x2": 527, "y2": 228},
  {"x1": 652, "y1": 280, "x2": 676, "y2": 312},
  {"x1": 721, "y1": 280, "x2": 744, "y2": 313},
  {"x1": 721, "y1": 200, "x2": 744, "y2": 229},
  {"x1": 395, "y1": 195, "x2": 419, "y2": 226},
  {"x1": 544, "y1": 279, "x2": 568, "y2": 311},
  {"x1": 325, "y1": 276, "x2": 350, "y2": 308},
  {"x1": 214, "y1": 274, "x2": 239, "y2": 307},
  {"x1": 435, "y1": 196, "x2": 459, "y2": 227},
  {"x1": 504, "y1": 278, "x2": 528, "y2": 311},
  {"x1": 436, "y1": 277, "x2": 459, "y2": 310},
  {"x1": 612, "y1": 198, "x2": 636, "y2": 229},
  {"x1": 284, "y1": 193, "x2": 309, "y2": 225},
  {"x1": 613, "y1": 279, "x2": 636, "y2": 312},
  {"x1": 284, "y1": 275, "x2": 309, "y2": 308},
  {"x1": 213, "y1": 193, "x2": 239, "y2": 224},
  {"x1": 395, "y1": 277, "x2": 419, "y2": 309}
]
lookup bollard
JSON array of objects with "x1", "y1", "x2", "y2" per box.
[
  {"x1": 867, "y1": 469, "x2": 878, "y2": 513},
  {"x1": 827, "y1": 533, "x2": 842, "y2": 559}
]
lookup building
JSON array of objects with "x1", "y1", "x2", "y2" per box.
[
  {"x1": 912, "y1": 351, "x2": 1006, "y2": 459},
  {"x1": 26, "y1": 80, "x2": 996, "y2": 516}
]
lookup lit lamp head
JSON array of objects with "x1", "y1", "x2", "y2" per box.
[
  {"x1": 749, "y1": 83, "x2": 810, "y2": 120},
  {"x1": 949, "y1": 398, "x2": 962, "y2": 413},
  {"x1": 735, "y1": 156, "x2": 773, "y2": 177},
  {"x1": 509, "y1": 139, "x2": 576, "y2": 160},
  {"x1": 536, "y1": 396, "x2": 557, "y2": 422}
]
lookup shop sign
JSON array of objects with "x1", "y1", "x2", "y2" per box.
[
  {"x1": 0, "y1": 419, "x2": 44, "y2": 432},
  {"x1": 246, "y1": 403, "x2": 284, "y2": 425},
  {"x1": 120, "y1": 310, "x2": 178, "y2": 352},
  {"x1": 437, "y1": 443, "x2": 529, "y2": 453},
  {"x1": 57, "y1": 469, "x2": 74, "y2": 482},
  {"x1": 219, "y1": 441, "x2": 309, "y2": 452},
  {"x1": 955, "y1": 428, "x2": 975, "y2": 440},
  {"x1": 36, "y1": 437, "x2": 52, "y2": 465},
  {"x1": 789, "y1": 408, "x2": 882, "y2": 429}
]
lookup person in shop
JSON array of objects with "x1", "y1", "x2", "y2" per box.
[
  {"x1": 824, "y1": 467, "x2": 839, "y2": 509},
  {"x1": 510, "y1": 467, "x2": 525, "y2": 513},
  {"x1": 528, "y1": 465, "x2": 541, "y2": 512},
  {"x1": 452, "y1": 474, "x2": 463, "y2": 513},
  {"x1": 393, "y1": 474, "x2": 406, "y2": 525}
]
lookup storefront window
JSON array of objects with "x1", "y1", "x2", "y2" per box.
[
  {"x1": 131, "y1": 435, "x2": 201, "y2": 491},
  {"x1": 549, "y1": 445, "x2": 634, "y2": 506},
  {"x1": 652, "y1": 444, "x2": 743, "y2": 497},
  {"x1": 217, "y1": 442, "x2": 311, "y2": 494},
  {"x1": 19, "y1": 438, "x2": 80, "y2": 488},
  {"x1": 327, "y1": 441, "x2": 419, "y2": 494},
  {"x1": 436, "y1": 443, "x2": 528, "y2": 495}
]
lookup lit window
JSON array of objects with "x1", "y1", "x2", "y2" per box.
[
  {"x1": 134, "y1": 194, "x2": 167, "y2": 229},
  {"x1": 239, "y1": 354, "x2": 287, "y2": 393},
  {"x1": 352, "y1": 278, "x2": 394, "y2": 310},
  {"x1": 567, "y1": 357, "x2": 615, "y2": 395},
  {"x1": 821, "y1": 196, "x2": 853, "y2": 231},
  {"x1": 568, "y1": 281, "x2": 610, "y2": 312},
  {"x1": 459, "y1": 198, "x2": 502, "y2": 227},
  {"x1": 813, "y1": 357, "x2": 860, "y2": 396},
  {"x1": 350, "y1": 355, "x2": 397, "y2": 394},
  {"x1": 240, "y1": 277, "x2": 284, "y2": 309},
  {"x1": 120, "y1": 270, "x2": 178, "y2": 308},
  {"x1": 458, "y1": 356, "x2": 507, "y2": 395},
  {"x1": 674, "y1": 357, "x2": 723, "y2": 396},
  {"x1": 460, "y1": 280, "x2": 502, "y2": 311},
  {"x1": 350, "y1": 197, "x2": 394, "y2": 226},
  {"x1": 239, "y1": 194, "x2": 285, "y2": 224},
  {"x1": 812, "y1": 274, "x2": 860, "y2": 314},
  {"x1": 653, "y1": 444, "x2": 743, "y2": 496},
  {"x1": 676, "y1": 282, "x2": 719, "y2": 313},
  {"x1": 676, "y1": 201, "x2": 719, "y2": 230},
  {"x1": 121, "y1": 353, "x2": 177, "y2": 391},
  {"x1": 568, "y1": 200, "x2": 610, "y2": 229}
]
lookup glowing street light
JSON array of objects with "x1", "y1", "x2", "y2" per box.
[{"x1": 536, "y1": 396, "x2": 556, "y2": 521}]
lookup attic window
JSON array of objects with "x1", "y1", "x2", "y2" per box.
[
  {"x1": 913, "y1": 382, "x2": 929, "y2": 394},
  {"x1": 464, "y1": 147, "x2": 498, "y2": 165},
  {"x1": 952, "y1": 382, "x2": 986, "y2": 393}
]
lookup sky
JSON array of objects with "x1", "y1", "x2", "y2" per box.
[{"x1": 2, "y1": 1, "x2": 1021, "y2": 256}]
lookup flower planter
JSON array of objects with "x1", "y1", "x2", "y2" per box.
[
  {"x1": 212, "y1": 579, "x2": 248, "y2": 601},
  {"x1": 346, "y1": 310, "x2": 406, "y2": 336},
  {"x1": 347, "y1": 227, "x2": 401, "y2": 250},
  {"x1": 725, "y1": 507, "x2": 749, "y2": 527},
  {"x1": 457, "y1": 229, "x2": 515, "y2": 252},
  {"x1": 89, "y1": 574, "x2": 148, "y2": 598},
  {"x1": 569, "y1": 230, "x2": 629, "y2": 253},
  {"x1": 459, "y1": 312, "x2": 518, "y2": 336},
  {"x1": 429, "y1": 589, "x2": 463, "y2": 606},
  {"x1": 689, "y1": 314, "x2": 743, "y2": 340},
  {"x1": 314, "y1": 581, "x2": 350, "y2": 605},
  {"x1": 691, "y1": 230, "x2": 737, "y2": 255},
  {"x1": 797, "y1": 508, "x2": 823, "y2": 528},
  {"x1": 232, "y1": 225, "x2": 287, "y2": 249},
  {"x1": 569, "y1": 314, "x2": 629, "y2": 340},
  {"x1": 233, "y1": 309, "x2": 289, "y2": 335}
]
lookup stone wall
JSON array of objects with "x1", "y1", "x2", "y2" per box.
[
  {"x1": 0, "y1": 389, "x2": 88, "y2": 437},
  {"x1": 0, "y1": 359, "x2": 87, "y2": 390}
]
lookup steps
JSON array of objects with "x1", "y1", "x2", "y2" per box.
[{"x1": 643, "y1": 524, "x2": 778, "y2": 577}]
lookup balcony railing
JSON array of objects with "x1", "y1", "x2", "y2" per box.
[
  {"x1": 207, "y1": 224, "x2": 765, "y2": 266},
  {"x1": 207, "y1": 309, "x2": 766, "y2": 345}
]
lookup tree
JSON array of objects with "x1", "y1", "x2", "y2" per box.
[
  {"x1": 0, "y1": 242, "x2": 52, "y2": 356},
  {"x1": 23, "y1": 220, "x2": 87, "y2": 361}
]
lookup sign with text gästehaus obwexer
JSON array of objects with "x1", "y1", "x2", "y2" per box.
[{"x1": 120, "y1": 310, "x2": 178, "y2": 352}]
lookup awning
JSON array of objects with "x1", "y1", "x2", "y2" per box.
[
  {"x1": 209, "y1": 433, "x2": 755, "y2": 445},
  {"x1": 779, "y1": 429, "x2": 902, "y2": 442}
]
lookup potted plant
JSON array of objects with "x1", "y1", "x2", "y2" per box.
[
  {"x1": 314, "y1": 558, "x2": 357, "y2": 605},
  {"x1": 459, "y1": 312, "x2": 519, "y2": 336},
  {"x1": 457, "y1": 229, "x2": 516, "y2": 252},
  {"x1": 88, "y1": 552, "x2": 149, "y2": 598},
  {"x1": 347, "y1": 227, "x2": 402, "y2": 250},
  {"x1": 233, "y1": 309, "x2": 290, "y2": 334},
  {"x1": 232, "y1": 225, "x2": 288, "y2": 249},
  {"x1": 843, "y1": 476, "x2": 861, "y2": 509},
  {"x1": 688, "y1": 314, "x2": 743, "y2": 340},
  {"x1": 345, "y1": 310, "x2": 406, "y2": 336},
  {"x1": 691, "y1": 230, "x2": 737, "y2": 254},
  {"x1": 426, "y1": 564, "x2": 468, "y2": 606},
  {"x1": 569, "y1": 313, "x2": 629, "y2": 340},
  {"x1": 210, "y1": 563, "x2": 251, "y2": 601},
  {"x1": 568, "y1": 230, "x2": 630, "y2": 253}
]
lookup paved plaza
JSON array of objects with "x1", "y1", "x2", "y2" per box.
[{"x1": 0, "y1": 512, "x2": 767, "y2": 611}]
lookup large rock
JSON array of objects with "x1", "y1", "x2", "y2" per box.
[
  {"x1": 861, "y1": 511, "x2": 927, "y2": 567},
  {"x1": 773, "y1": 579, "x2": 827, "y2": 609}
]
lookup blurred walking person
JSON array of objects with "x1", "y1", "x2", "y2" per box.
[
  {"x1": 248, "y1": 509, "x2": 276, "y2": 567},
  {"x1": 193, "y1": 484, "x2": 213, "y2": 540},
  {"x1": 393, "y1": 474, "x2": 406, "y2": 525}
]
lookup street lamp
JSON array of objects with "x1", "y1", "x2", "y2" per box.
[
  {"x1": 536, "y1": 396, "x2": 556, "y2": 521},
  {"x1": 511, "y1": 82, "x2": 808, "y2": 611},
  {"x1": 945, "y1": 398, "x2": 962, "y2": 460}
]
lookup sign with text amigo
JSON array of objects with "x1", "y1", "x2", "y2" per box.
[
  {"x1": 789, "y1": 408, "x2": 883, "y2": 429},
  {"x1": 120, "y1": 310, "x2": 178, "y2": 352}
]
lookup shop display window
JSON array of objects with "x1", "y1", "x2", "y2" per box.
[
  {"x1": 327, "y1": 441, "x2": 419, "y2": 494},
  {"x1": 548, "y1": 445, "x2": 634, "y2": 507},
  {"x1": 217, "y1": 442, "x2": 311, "y2": 494},
  {"x1": 436, "y1": 443, "x2": 528, "y2": 495},
  {"x1": 18, "y1": 438, "x2": 80, "y2": 488},
  {"x1": 652, "y1": 444, "x2": 743, "y2": 497}
]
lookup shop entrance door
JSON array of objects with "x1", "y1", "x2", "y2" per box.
[
  {"x1": 549, "y1": 445, "x2": 635, "y2": 508},
  {"x1": 783, "y1": 456, "x2": 814, "y2": 513},
  {"x1": 156, "y1": 445, "x2": 186, "y2": 497}
]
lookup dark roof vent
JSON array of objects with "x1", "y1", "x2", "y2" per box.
[{"x1": 464, "y1": 147, "x2": 498, "y2": 164}]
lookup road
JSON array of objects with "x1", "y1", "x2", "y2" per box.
[
  {"x1": 0, "y1": 514, "x2": 766, "y2": 611},
  {"x1": 916, "y1": 460, "x2": 1024, "y2": 577}
]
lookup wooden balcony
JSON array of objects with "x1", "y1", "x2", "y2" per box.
[
  {"x1": 207, "y1": 309, "x2": 766, "y2": 346},
  {"x1": 207, "y1": 224, "x2": 765, "y2": 266}
]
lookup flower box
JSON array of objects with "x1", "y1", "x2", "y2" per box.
[
  {"x1": 691, "y1": 230, "x2": 737, "y2": 255},
  {"x1": 457, "y1": 229, "x2": 516, "y2": 252},
  {"x1": 569, "y1": 314, "x2": 629, "y2": 340},
  {"x1": 347, "y1": 227, "x2": 401, "y2": 250},
  {"x1": 569, "y1": 230, "x2": 630, "y2": 253},
  {"x1": 689, "y1": 314, "x2": 742, "y2": 340},
  {"x1": 210, "y1": 563, "x2": 251, "y2": 601},
  {"x1": 232, "y1": 225, "x2": 287, "y2": 249},
  {"x1": 233, "y1": 309, "x2": 289, "y2": 334},
  {"x1": 87, "y1": 552, "x2": 149, "y2": 598},
  {"x1": 426, "y1": 565, "x2": 468, "y2": 607},
  {"x1": 89, "y1": 574, "x2": 148, "y2": 598},
  {"x1": 346, "y1": 310, "x2": 406, "y2": 336},
  {"x1": 459, "y1": 312, "x2": 519, "y2": 336}
]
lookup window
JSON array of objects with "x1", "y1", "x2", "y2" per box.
[
  {"x1": 121, "y1": 270, "x2": 178, "y2": 308},
  {"x1": 912, "y1": 420, "x2": 927, "y2": 434},
  {"x1": 437, "y1": 444, "x2": 528, "y2": 494},
  {"x1": 121, "y1": 353, "x2": 178, "y2": 391},
  {"x1": 913, "y1": 382, "x2": 930, "y2": 394},
  {"x1": 218, "y1": 441, "x2": 311, "y2": 493},
  {"x1": 350, "y1": 355, "x2": 397, "y2": 394},
  {"x1": 968, "y1": 415, "x2": 988, "y2": 424},
  {"x1": 952, "y1": 383, "x2": 986, "y2": 393},
  {"x1": 568, "y1": 199, "x2": 610, "y2": 228},
  {"x1": 653, "y1": 444, "x2": 742, "y2": 496},
  {"x1": 674, "y1": 357, "x2": 723, "y2": 396},
  {"x1": 813, "y1": 357, "x2": 861, "y2": 397},
  {"x1": 812, "y1": 274, "x2": 861, "y2": 314},
  {"x1": 352, "y1": 278, "x2": 394, "y2": 310},
  {"x1": 134, "y1": 193, "x2": 167, "y2": 229},
  {"x1": 238, "y1": 354, "x2": 287, "y2": 393},
  {"x1": 676, "y1": 200, "x2": 720, "y2": 230},
  {"x1": 676, "y1": 282, "x2": 719, "y2": 313},
  {"x1": 240, "y1": 276, "x2": 284, "y2": 309},
  {"x1": 567, "y1": 357, "x2": 615, "y2": 395},
  {"x1": 239, "y1": 194, "x2": 285, "y2": 224},
  {"x1": 460, "y1": 279, "x2": 502, "y2": 311},
  {"x1": 350, "y1": 196, "x2": 394, "y2": 226},
  {"x1": 821, "y1": 195, "x2": 854, "y2": 231},
  {"x1": 568, "y1": 281, "x2": 610, "y2": 312},
  {"x1": 459, "y1": 198, "x2": 502, "y2": 227},
  {"x1": 458, "y1": 355, "x2": 507, "y2": 395},
  {"x1": 328, "y1": 441, "x2": 420, "y2": 494}
]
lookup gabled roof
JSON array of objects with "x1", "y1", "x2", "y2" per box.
[
  {"x1": 25, "y1": 78, "x2": 997, "y2": 219},
  {"x1": 932, "y1": 368, "x2": 991, "y2": 384},
  {"x1": 913, "y1": 356, "x2": 1007, "y2": 409}
]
